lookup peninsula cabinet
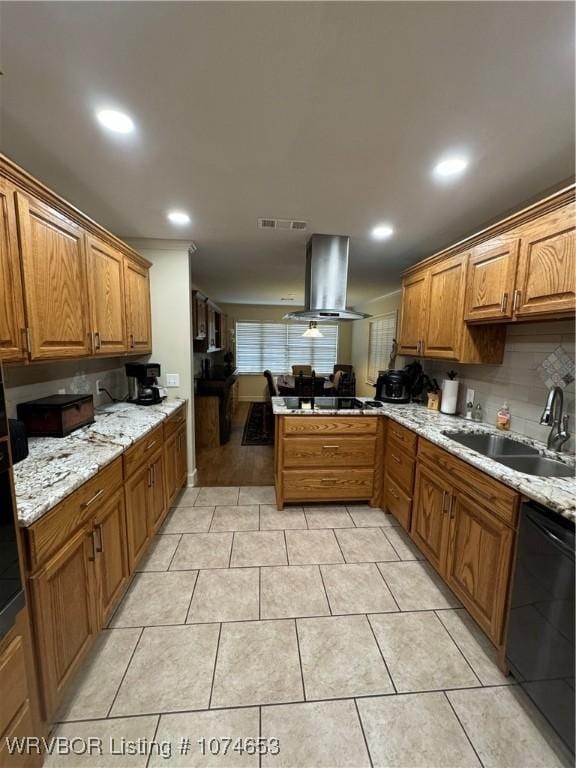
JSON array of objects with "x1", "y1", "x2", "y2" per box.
[
  {"x1": 86, "y1": 235, "x2": 128, "y2": 355},
  {"x1": 0, "y1": 178, "x2": 26, "y2": 362},
  {"x1": 124, "y1": 256, "x2": 152, "y2": 354},
  {"x1": 16, "y1": 192, "x2": 92, "y2": 360},
  {"x1": 411, "y1": 438, "x2": 518, "y2": 646}
]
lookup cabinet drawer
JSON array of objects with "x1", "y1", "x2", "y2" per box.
[
  {"x1": 283, "y1": 417, "x2": 378, "y2": 436},
  {"x1": 0, "y1": 635, "x2": 27, "y2": 734},
  {"x1": 282, "y1": 469, "x2": 374, "y2": 501},
  {"x1": 383, "y1": 473, "x2": 412, "y2": 531},
  {"x1": 418, "y1": 439, "x2": 519, "y2": 526},
  {"x1": 123, "y1": 424, "x2": 164, "y2": 477},
  {"x1": 164, "y1": 405, "x2": 187, "y2": 439},
  {"x1": 283, "y1": 437, "x2": 376, "y2": 468},
  {"x1": 386, "y1": 421, "x2": 418, "y2": 455},
  {"x1": 386, "y1": 439, "x2": 416, "y2": 495},
  {"x1": 26, "y1": 458, "x2": 123, "y2": 571}
]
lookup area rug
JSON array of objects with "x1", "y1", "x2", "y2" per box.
[{"x1": 242, "y1": 402, "x2": 275, "y2": 445}]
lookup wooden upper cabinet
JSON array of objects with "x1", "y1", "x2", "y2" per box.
[
  {"x1": 16, "y1": 192, "x2": 91, "y2": 360},
  {"x1": 423, "y1": 254, "x2": 466, "y2": 360},
  {"x1": 0, "y1": 178, "x2": 26, "y2": 361},
  {"x1": 192, "y1": 291, "x2": 207, "y2": 340},
  {"x1": 124, "y1": 256, "x2": 152, "y2": 353},
  {"x1": 464, "y1": 238, "x2": 519, "y2": 322},
  {"x1": 397, "y1": 270, "x2": 428, "y2": 356},
  {"x1": 513, "y1": 204, "x2": 575, "y2": 319},
  {"x1": 86, "y1": 235, "x2": 128, "y2": 355}
]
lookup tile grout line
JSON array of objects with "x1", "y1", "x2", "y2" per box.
[
  {"x1": 332, "y1": 528, "x2": 349, "y2": 564},
  {"x1": 353, "y1": 697, "x2": 374, "y2": 768},
  {"x1": 207, "y1": 622, "x2": 223, "y2": 710},
  {"x1": 317, "y1": 564, "x2": 334, "y2": 616},
  {"x1": 365, "y1": 613, "x2": 398, "y2": 695},
  {"x1": 374, "y1": 562, "x2": 402, "y2": 613},
  {"x1": 166, "y1": 533, "x2": 183, "y2": 571},
  {"x1": 258, "y1": 567, "x2": 262, "y2": 620},
  {"x1": 293, "y1": 618, "x2": 307, "y2": 702},
  {"x1": 258, "y1": 705, "x2": 263, "y2": 768},
  {"x1": 105, "y1": 626, "x2": 145, "y2": 718},
  {"x1": 183, "y1": 570, "x2": 200, "y2": 625},
  {"x1": 144, "y1": 714, "x2": 162, "y2": 768},
  {"x1": 228, "y1": 531, "x2": 235, "y2": 568},
  {"x1": 432, "y1": 610, "x2": 484, "y2": 688},
  {"x1": 442, "y1": 690, "x2": 486, "y2": 768}
]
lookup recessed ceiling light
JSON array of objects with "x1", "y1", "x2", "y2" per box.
[
  {"x1": 167, "y1": 210, "x2": 191, "y2": 226},
  {"x1": 433, "y1": 155, "x2": 469, "y2": 179},
  {"x1": 96, "y1": 109, "x2": 134, "y2": 134},
  {"x1": 371, "y1": 223, "x2": 394, "y2": 240}
]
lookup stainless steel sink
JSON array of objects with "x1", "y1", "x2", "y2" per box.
[
  {"x1": 495, "y1": 455, "x2": 574, "y2": 478},
  {"x1": 443, "y1": 432, "x2": 539, "y2": 456}
]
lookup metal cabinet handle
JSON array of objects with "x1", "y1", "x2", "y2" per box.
[
  {"x1": 147, "y1": 466, "x2": 153, "y2": 487},
  {"x1": 448, "y1": 494, "x2": 455, "y2": 519},
  {"x1": 24, "y1": 327, "x2": 32, "y2": 353},
  {"x1": 322, "y1": 445, "x2": 340, "y2": 450},
  {"x1": 95, "y1": 524, "x2": 104, "y2": 553},
  {"x1": 94, "y1": 331, "x2": 101, "y2": 350},
  {"x1": 81, "y1": 489, "x2": 104, "y2": 509},
  {"x1": 151, "y1": 463, "x2": 156, "y2": 485},
  {"x1": 145, "y1": 439, "x2": 157, "y2": 451},
  {"x1": 89, "y1": 530, "x2": 97, "y2": 561},
  {"x1": 320, "y1": 478, "x2": 334, "y2": 483},
  {"x1": 442, "y1": 490, "x2": 448, "y2": 513},
  {"x1": 500, "y1": 292, "x2": 509, "y2": 313},
  {"x1": 389, "y1": 487, "x2": 399, "y2": 499},
  {"x1": 513, "y1": 289, "x2": 521, "y2": 312},
  {"x1": 129, "y1": 333, "x2": 135, "y2": 348},
  {"x1": 391, "y1": 453, "x2": 401, "y2": 463}
]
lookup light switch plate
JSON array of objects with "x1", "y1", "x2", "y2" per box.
[{"x1": 166, "y1": 373, "x2": 180, "y2": 388}]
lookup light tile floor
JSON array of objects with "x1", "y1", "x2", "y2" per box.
[{"x1": 47, "y1": 487, "x2": 572, "y2": 768}]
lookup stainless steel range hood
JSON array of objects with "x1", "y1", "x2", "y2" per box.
[{"x1": 284, "y1": 234, "x2": 370, "y2": 321}]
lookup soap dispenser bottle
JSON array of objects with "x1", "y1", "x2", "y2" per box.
[{"x1": 496, "y1": 402, "x2": 511, "y2": 431}]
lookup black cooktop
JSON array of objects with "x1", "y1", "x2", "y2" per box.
[{"x1": 283, "y1": 397, "x2": 383, "y2": 411}]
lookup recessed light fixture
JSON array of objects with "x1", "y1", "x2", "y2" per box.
[
  {"x1": 96, "y1": 109, "x2": 134, "y2": 134},
  {"x1": 433, "y1": 155, "x2": 469, "y2": 179},
  {"x1": 167, "y1": 210, "x2": 191, "y2": 226},
  {"x1": 371, "y1": 223, "x2": 394, "y2": 240}
]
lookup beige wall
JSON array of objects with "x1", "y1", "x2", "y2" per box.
[
  {"x1": 219, "y1": 303, "x2": 353, "y2": 401},
  {"x1": 350, "y1": 290, "x2": 402, "y2": 397},
  {"x1": 129, "y1": 239, "x2": 196, "y2": 482}
]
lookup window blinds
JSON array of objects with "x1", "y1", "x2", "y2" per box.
[
  {"x1": 235, "y1": 321, "x2": 339, "y2": 374},
  {"x1": 366, "y1": 312, "x2": 397, "y2": 384}
]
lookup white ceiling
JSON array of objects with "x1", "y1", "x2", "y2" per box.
[{"x1": 1, "y1": 2, "x2": 574, "y2": 306}]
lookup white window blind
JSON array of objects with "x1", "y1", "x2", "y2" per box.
[
  {"x1": 235, "y1": 321, "x2": 339, "y2": 374},
  {"x1": 366, "y1": 312, "x2": 397, "y2": 385}
]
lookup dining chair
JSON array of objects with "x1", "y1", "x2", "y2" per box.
[{"x1": 263, "y1": 370, "x2": 277, "y2": 399}]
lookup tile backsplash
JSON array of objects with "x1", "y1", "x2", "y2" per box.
[
  {"x1": 422, "y1": 320, "x2": 575, "y2": 452},
  {"x1": 3, "y1": 358, "x2": 135, "y2": 419}
]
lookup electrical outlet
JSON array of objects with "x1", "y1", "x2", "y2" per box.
[
  {"x1": 96, "y1": 380, "x2": 104, "y2": 394},
  {"x1": 166, "y1": 373, "x2": 180, "y2": 388},
  {"x1": 465, "y1": 388, "x2": 475, "y2": 405}
]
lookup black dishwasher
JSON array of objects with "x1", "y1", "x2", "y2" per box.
[{"x1": 506, "y1": 500, "x2": 574, "y2": 753}]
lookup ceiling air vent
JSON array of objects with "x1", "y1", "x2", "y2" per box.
[{"x1": 258, "y1": 218, "x2": 308, "y2": 231}]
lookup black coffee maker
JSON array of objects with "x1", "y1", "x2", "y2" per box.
[
  {"x1": 125, "y1": 363, "x2": 163, "y2": 406},
  {"x1": 375, "y1": 369, "x2": 411, "y2": 403}
]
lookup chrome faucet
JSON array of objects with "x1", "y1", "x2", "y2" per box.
[{"x1": 540, "y1": 386, "x2": 571, "y2": 451}]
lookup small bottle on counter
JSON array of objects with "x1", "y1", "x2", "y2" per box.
[
  {"x1": 465, "y1": 401, "x2": 474, "y2": 420},
  {"x1": 496, "y1": 402, "x2": 511, "y2": 431},
  {"x1": 473, "y1": 403, "x2": 483, "y2": 422}
]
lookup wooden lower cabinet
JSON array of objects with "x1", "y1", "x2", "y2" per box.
[
  {"x1": 148, "y1": 448, "x2": 167, "y2": 533},
  {"x1": 0, "y1": 608, "x2": 44, "y2": 768},
  {"x1": 93, "y1": 489, "x2": 130, "y2": 626},
  {"x1": 411, "y1": 463, "x2": 451, "y2": 572},
  {"x1": 124, "y1": 462, "x2": 152, "y2": 571},
  {"x1": 29, "y1": 526, "x2": 97, "y2": 719},
  {"x1": 445, "y1": 491, "x2": 514, "y2": 644}
]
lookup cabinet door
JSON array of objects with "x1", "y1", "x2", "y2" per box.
[
  {"x1": 29, "y1": 527, "x2": 97, "y2": 719},
  {"x1": 16, "y1": 193, "x2": 91, "y2": 360},
  {"x1": 0, "y1": 179, "x2": 27, "y2": 361},
  {"x1": 445, "y1": 491, "x2": 514, "y2": 644},
  {"x1": 93, "y1": 489, "x2": 130, "y2": 625},
  {"x1": 164, "y1": 430, "x2": 180, "y2": 508},
  {"x1": 86, "y1": 235, "x2": 128, "y2": 355},
  {"x1": 514, "y1": 205, "x2": 575, "y2": 318},
  {"x1": 176, "y1": 423, "x2": 188, "y2": 488},
  {"x1": 207, "y1": 305, "x2": 216, "y2": 349},
  {"x1": 423, "y1": 254, "x2": 466, "y2": 359},
  {"x1": 148, "y1": 449, "x2": 167, "y2": 533},
  {"x1": 124, "y1": 257, "x2": 152, "y2": 353},
  {"x1": 194, "y1": 295, "x2": 207, "y2": 340},
  {"x1": 124, "y1": 464, "x2": 151, "y2": 571},
  {"x1": 464, "y1": 238, "x2": 519, "y2": 321},
  {"x1": 397, "y1": 270, "x2": 428, "y2": 355},
  {"x1": 411, "y1": 463, "x2": 451, "y2": 573}
]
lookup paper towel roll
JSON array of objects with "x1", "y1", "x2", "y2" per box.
[{"x1": 440, "y1": 379, "x2": 459, "y2": 415}]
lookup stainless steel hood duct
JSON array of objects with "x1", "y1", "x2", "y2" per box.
[{"x1": 284, "y1": 234, "x2": 370, "y2": 321}]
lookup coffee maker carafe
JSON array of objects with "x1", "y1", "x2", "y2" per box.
[{"x1": 125, "y1": 363, "x2": 164, "y2": 406}]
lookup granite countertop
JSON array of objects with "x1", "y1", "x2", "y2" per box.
[
  {"x1": 14, "y1": 399, "x2": 187, "y2": 527},
  {"x1": 272, "y1": 397, "x2": 576, "y2": 520}
]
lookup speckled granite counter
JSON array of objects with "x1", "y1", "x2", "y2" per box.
[
  {"x1": 14, "y1": 399, "x2": 186, "y2": 527},
  {"x1": 272, "y1": 397, "x2": 576, "y2": 519}
]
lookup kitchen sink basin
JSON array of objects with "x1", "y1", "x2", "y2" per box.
[
  {"x1": 443, "y1": 432, "x2": 539, "y2": 456},
  {"x1": 495, "y1": 455, "x2": 574, "y2": 478}
]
